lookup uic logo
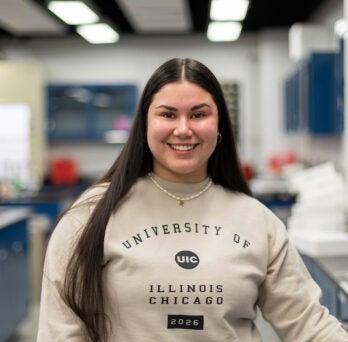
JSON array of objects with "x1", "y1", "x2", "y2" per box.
[{"x1": 175, "y1": 250, "x2": 200, "y2": 269}]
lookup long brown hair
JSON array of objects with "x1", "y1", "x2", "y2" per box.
[{"x1": 63, "y1": 58, "x2": 251, "y2": 341}]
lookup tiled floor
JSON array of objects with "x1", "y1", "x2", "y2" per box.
[{"x1": 8, "y1": 305, "x2": 280, "y2": 342}]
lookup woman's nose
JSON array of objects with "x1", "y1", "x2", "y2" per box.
[{"x1": 173, "y1": 117, "x2": 192, "y2": 137}]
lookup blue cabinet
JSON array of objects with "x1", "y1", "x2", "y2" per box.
[
  {"x1": 284, "y1": 62, "x2": 309, "y2": 133},
  {"x1": 334, "y1": 38, "x2": 345, "y2": 133},
  {"x1": 284, "y1": 47, "x2": 344, "y2": 135},
  {"x1": 47, "y1": 84, "x2": 138, "y2": 142},
  {"x1": 284, "y1": 70, "x2": 300, "y2": 132},
  {"x1": 0, "y1": 209, "x2": 30, "y2": 342},
  {"x1": 307, "y1": 53, "x2": 339, "y2": 134}
]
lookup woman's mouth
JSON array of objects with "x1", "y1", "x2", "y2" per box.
[{"x1": 169, "y1": 144, "x2": 197, "y2": 151}]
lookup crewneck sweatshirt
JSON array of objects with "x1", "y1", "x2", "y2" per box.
[{"x1": 37, "y1": 175, "x2": 348, "y2": 341}]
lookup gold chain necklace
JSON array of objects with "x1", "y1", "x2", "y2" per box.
[{"x1": 148, "y1": 172, "x2": 213, "y2": 206}]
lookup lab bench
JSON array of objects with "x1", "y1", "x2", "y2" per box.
[
  {"x1": 301, "y1": 254, "x2": 348, "y2": 325},
  {"x1": 0, "y1": 207, "x2": 31, "y2": 342},
  {"x1": 0, "y1": 184, "x2": 87, "y2": 229},
  {"x1": 0, "y1": 184, "x2": 88, "y2": 330}
]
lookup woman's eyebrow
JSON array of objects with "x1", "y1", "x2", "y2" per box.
[
  {"x1": 155, "y1": 105, "x2": 178, "y2": 111},
  {"x1": 191, "y1": 103, "x2": 211, "y2": 111},
  {"x1": 155, "y1": 103, "x2": 211, "y2": 111}
]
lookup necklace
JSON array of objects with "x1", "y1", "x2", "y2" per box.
[{"x1": 148, "y1": 172, "x2": 213, "y2": 206}]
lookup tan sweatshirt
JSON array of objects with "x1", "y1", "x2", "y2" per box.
[{"x1": 37, "y1": 174, "x2": 348, "y2": 341}]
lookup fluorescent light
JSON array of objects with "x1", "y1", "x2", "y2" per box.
[
  {"x1": 207, "y1": 22, "x2": 242, "y2": 42},
  {"x1": 210, "y1": 0, "x2": 249, "y2": 21},
  {"x1": 335, "y1": 18, "x2": 348, "y2": 37},
  {"x1": 76, "y1": 23, "x2": 119, "y2": 44},
  {"x1": 48, "y1": 1, "x2": 99, "y2": 25}
]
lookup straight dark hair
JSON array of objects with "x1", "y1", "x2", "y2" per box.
[{"x1": 63, "y1": 58, "x2": 251, "y2": 341}]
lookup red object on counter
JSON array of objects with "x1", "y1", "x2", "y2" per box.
[
  {"x1": 268, "y1": 151, "x2": 298, "y2": 175},
  {"x1": 50, "y1": 158, "x2": 78, "y2": 185},
  {"x1": 242, "y1": 163, "x2": 254, "y2": 181}
]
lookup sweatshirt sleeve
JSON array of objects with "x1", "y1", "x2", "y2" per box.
[
  {"x1": 36, "y1": 212, "x2": 90, "y2": 342},
  {"x1": 257, "y1": 211, "x2": 348, "y2": 342}
]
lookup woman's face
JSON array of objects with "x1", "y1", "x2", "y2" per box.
[{"x1": 147, "y1": 81, "x2": 219, "y2": 183}]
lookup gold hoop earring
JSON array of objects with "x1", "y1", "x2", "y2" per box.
[{"x1": 217, "y1": 132, "x2": 222, "y2": 144}]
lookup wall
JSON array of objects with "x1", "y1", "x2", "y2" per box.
[{"x1": 257, "y1": 30, "x2": 293, "y2": 164}]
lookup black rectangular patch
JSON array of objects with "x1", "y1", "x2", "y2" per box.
[{"x1": 167, "y1": 314, "x2": 204, "y2": 330}]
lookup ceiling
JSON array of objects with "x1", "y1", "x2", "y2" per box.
[{"x1": 0, "y1": 0, "x2": 327, "y2": 41}]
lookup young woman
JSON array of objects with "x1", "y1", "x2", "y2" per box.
[{"x1": 37, "y1": 58, "x2": 348, "y2": 341}]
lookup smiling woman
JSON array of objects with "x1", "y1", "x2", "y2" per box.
[{"x1": 37, "y1": 58, "x2": 348, "y2": 342}]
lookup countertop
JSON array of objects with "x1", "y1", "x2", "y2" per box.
[
  {"x1": 0, "y1": 207, "x2": 32, "y2": 230},
  {"x1": 0, "y1": 184, "x2": 89, "y2": 204}
]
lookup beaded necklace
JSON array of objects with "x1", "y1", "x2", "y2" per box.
[{"x1": 148, "y1": 172, "x2": 212, "y2": 206}]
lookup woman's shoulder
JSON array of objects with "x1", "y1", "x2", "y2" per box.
[
  {"x1": 49, "y1": 183, "x2": 109, "y2": 243},
  {"x1": 73, "y1": 182, "x2": 109, "y2": 206}
]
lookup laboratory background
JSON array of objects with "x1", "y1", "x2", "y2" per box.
[{"x1": 0, "y1": 0, "x2": 348, "y2": 341}]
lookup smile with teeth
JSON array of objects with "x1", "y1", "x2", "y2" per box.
[{"x1": 169, "y1": 144, "x2": 197, "y2": 151}]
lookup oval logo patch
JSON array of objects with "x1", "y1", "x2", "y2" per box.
[{"x1": 175, "y1": 250, "x2": 200, "y2": 269}]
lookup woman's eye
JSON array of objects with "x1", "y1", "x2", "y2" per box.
[
  {"x1": 192, "y1": 112, "x2": 205, "y2": 118},
  {"x1": 162, "y1": 112, "x2": 175, "y2": 118}
]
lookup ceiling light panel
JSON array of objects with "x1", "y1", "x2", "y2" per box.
[
  {"x1": 210, "y1": 0, "x2": 249, "y2": 21},
  {"x1": 0, "y1": 0, "x2": 66, "y2": 35},
  {"x1": 48, "y1": 1, "x2": 99, "y2": 25},
  {"x1": 117, "y1": 0, "x2": 191, "y2": 33},
  {"x1": 77, "y1": 23, "x2": 120, "y2": 44},
  {"x1": 207, "y1": 22, "x2": 242, "y2": 42}
]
